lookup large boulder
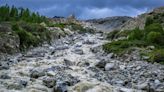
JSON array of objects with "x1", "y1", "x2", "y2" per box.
[
  {"x1": 30, "y1": 69, "x2": 46, "y2": 78},
  {"x1": 68, "y1": 81, "x2": 115, "y2": 92}
]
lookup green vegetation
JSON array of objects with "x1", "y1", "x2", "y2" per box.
[
  {"x1": 106, "y1": 30, "x2": 132, "y2": 40},
  {"x1": 71, "y1": 24, "x2": 94, "y2": 33},
  {"x1": 12, "y1": 22, "x2": 51, "y2": 50},
  {"x1": 149, "y1": 49, "x2": 164, "y2": 64},
  {"x1": 103, "y1": 40, "x2": 147, "y2": 55},
  {"x1": 128, "y1": 28, "x2": 144, "y2": 40},
  {"x1": 146, "y1": 32, "x2": 164, "y2": 45},
  {"x1": 0, "y1": 5, "x2": 51, "y2": 51},
  {"x1": 0, "y1": 5, "x2": 93, "y2": 52},
  {"x1": 48, "y1": 22, "x2": 94, "y2": 34},
  {"x1": 0, "y1": 4, "x2": 47, "y2": 23},
  {"x1": 103, "y1": 17, "x2": 164, "y2": 64}
]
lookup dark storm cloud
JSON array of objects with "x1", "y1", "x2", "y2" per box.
[{"x1": 0, "y1": 0, "x2": 164, "y2": 19}]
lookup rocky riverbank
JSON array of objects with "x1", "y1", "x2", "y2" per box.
[{"x1": 0, "y1": 32, "x2": 164, "y2": 92}]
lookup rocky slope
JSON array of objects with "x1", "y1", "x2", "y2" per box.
[
  {"x1": 86, "y1": 16, "x2": 133, "y2": 32},
  {"x1": 86, "y1": 6, "x2": 164, "y2": 32}
]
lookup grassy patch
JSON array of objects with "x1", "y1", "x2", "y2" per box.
[
  {"x1": 106, "y1": 30, "x2": 132, "y2": 40},
  {"x1": 149, "y1": 49, "x2": 164, "y2": 64},
  {"x1": 103, "y1": 40, "x2": 148, "y2": 55}
]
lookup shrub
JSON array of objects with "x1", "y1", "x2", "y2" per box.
[
  {"x1": 71, "y1": 24, "x2": 87, "y2": 33},
  {"x1": 14, "y1": 29, "x2": 39, "y2": 49},
  {"x1": 145, "y1": 23, "x2": 163, "y2": 34},
  {"x1": 19, "y1": 22, "x2": 46, "y2": 32},
  {"x1": 145, "y1": 16, "x2": 154, "y2": 27},
  {"x1": 146, "y1": 32, "x2": 164, "y2": 45},
  {"x1": 128, "y1": 28, "x2": 144, "y2": 40},
  {"x1": 150, "y1": 49, "x2": 164, "y2": 64}
]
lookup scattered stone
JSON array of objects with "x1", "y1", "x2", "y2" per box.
[
  {"x1": 135, "y1": 82, "x2": 149, "y2": 90},
  {"x1": 75, "y1": 42, "x2": 82, "y2": 47},
  {"x1": 53, "y1": 82, "x2": 67, "y2": 92},
  {"x1": 19, "y1": 80, "x2": 28, "y2": 87},
  {"x1": 73, "y1": 48, "x2": 84, "y2": 55},
  {"x1": 47, "y1": 71, "x2": 56, "y2": 76},
  {"x1": 55, "y1": 45, "x2": 69, "y2": 50},
  {"x1": 83, "y1": 39, "x2": 96, "y2": 44},
  {"x1": 95, "y1": 61, "x2": 106, "y2": 69},
  {"x1": 0, "y1": 64, "x2": 9, "y2": 70},
  {"x1": 64, "y1": 58, "x2": 74, "y2": 66},
  {"x1": 90, "y1": 46, "x2": 102, "y2": 53},
  {"x1": 43, "y1": 77, "x2": 56, "y2": 88},
  {"x1": 30, "y1": 69, "x2": 45, "y2": 78},
  {"x1": 0, "y1": 74, "x2": 11, "y2": 79},
  {"x1": 136, "y1": 66, "x2": 141, "y2": 70}
]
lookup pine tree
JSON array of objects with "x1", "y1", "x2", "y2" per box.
[{"x1": 10, "y1": 6, "x2": 18, "y2": 21}]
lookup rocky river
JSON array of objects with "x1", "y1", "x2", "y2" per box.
[{"x1": 0, "y1": 33, "x2": 164, "y2": 92}]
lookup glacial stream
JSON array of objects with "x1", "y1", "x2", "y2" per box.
[{"x1": 0, "y1": 33, "x2": 164, "y2": 92}]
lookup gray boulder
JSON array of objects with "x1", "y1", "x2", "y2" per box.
[{"x1": 30, "y1": 69, "x2": 45, "y2": 78}]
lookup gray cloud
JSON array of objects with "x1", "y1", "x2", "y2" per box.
[{"x1": 0, "y1": 0, "x2": 164, "y2": 19}]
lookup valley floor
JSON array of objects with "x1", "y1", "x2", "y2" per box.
[{"x1": 0, "y1": 33, "x2": 164, "y2": 92}]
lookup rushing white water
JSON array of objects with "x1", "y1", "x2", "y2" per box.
[
  {"x1": 0, "y1": 33, "x2": 155, "y2": 92},
  {"x1": 0, "y1": 33, "x2": 109, "y2": 92}
]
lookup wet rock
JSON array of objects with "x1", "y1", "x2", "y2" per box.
[
  {"x1": 47, "y1": 71, "x2": 56, "y2": 76},
  {"x1": 0, "y1": 74, "x2": 11, "y2": 79},
  {"x1": 77, "y1": 61, "x2": 90, "y2": 67},
  {"x1": 0, "y1": 64, "x2": 9, "y2": 70},
  {"x1": 105, "y1": 63, "x2": 115, "y2": 71},
  {"x1": 135, "y1": 82, "x2": 149, "y2": 90},
  {"x1": 95, "y1": 61, "x2": 106, "y2": 69},
  {"x1": 136, "y1": 66, "x2": 141, "y2": 71},
  {"x1": 45, "y1": 66, "x2": 71, "y2": 72},
  {"x1": 43, "y1": 77, "x2": 56, "y2": 88},
  {"x1": 83, "y1": 39, "x2": 96, "y2": 44},
  {"x1": 55, "y1": 45, "x2": 69, "y2": 50},
  {"x1": 73, "y1": 48, "x2": 84, "y2": 55},
  {"x1": 64, "y1": 58, "x2": 74, "y2": 66},
  {"x1": 90, "y1": 46, "x2": 102, "y2": 53},
  {"x1": 53, "y1": 82, "x2": 67, "y2": 92},
  {"x1": 75, "y1": 42, "x2": 82, "y2": 47},
  {"x1": 56, "y1": 73, "x2": 80, "y2": 86},
  {"x1": 115, "y1": 80, "x2": 125, "y2": 86},
  {"x1": 19, "y1": 80, "x2": 28, "y2": 87},
  {"x1": 30, "y1": 69, "x2": 46, "y2": 78}
]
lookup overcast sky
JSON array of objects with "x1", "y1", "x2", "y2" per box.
[{"x1": 0, "y1": 0, "x2": 164, "y2": 19}]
